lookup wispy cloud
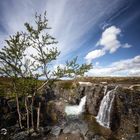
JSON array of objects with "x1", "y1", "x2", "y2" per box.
[
  {"x1": 86, "y1": 55, "x2": 140, "y2": 76},
  {"x1": 85, "y1": 49, "x2": 105, "y2": 63},
  {"x1": 122, "y1": 43, "x2": 132, "y2": 48},
  {"x1": 0, "y1": 0, "x2": 129, "y2": 62},
  {"x1": 85, "y1": 26, "x2": 132, "y2": 62}
]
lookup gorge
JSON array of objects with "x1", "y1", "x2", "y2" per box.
[{"x1": 0, "y1": 79, "x2": 140, "y2": 140}]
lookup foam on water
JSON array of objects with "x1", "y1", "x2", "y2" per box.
[{"x1": 65, "y1": 96, "x2": 86, "y2": 116}]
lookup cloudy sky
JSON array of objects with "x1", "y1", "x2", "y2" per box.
[{"x1": 0, "y1": 0, "x2": 140, "y2": 76}]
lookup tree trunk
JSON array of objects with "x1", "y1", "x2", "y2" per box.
[
  {"x1": 37, "y1": 102, "x2": 41, "y2": 131},
  {"x1": 30, "y1": 81, "x2": 48, "y2": 130},
  {"x1": 25, "y1": 97, "x2": 29, "y2": 130},
  {"x1": 16, "y1": 92, "x2": 23, "y2": 129},
  {"x1": 31, "y1": 95, "x2": 34, "y2": 130},
  {"x1": 13, "y1": 81, "x2": 23, "y2": 129}
]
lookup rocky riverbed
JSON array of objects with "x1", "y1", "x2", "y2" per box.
[{"x1": 0, "y1": 81, "x2": 140, "y2": 140}]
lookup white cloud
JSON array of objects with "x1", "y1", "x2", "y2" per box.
[
  {"x1": 98, "y1": 26, "x2": 121, "y2": 53},
  {"x1": 85, "y1": 49, "x2": 105, "y2": 63},
  {"x1": 95, "y1": 62, "x2": 99, "y2": 66},
  {"x1": 122, "y1": 43, "x2": 132, "y2": 48},
  {"x1": 0, "y1": 0, "x2": 129, "y2": 63},
  {"x1": 85, "y1": 26, "x2": 132, "y2": 62},
  {"x1": 86, "y1": 55, "x2": 140, "y2": 76},
  {"x1": 128, "y1": 69, "x2": 140, "y2": 76}
]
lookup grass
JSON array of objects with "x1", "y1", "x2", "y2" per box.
[
  {"x1": 0, "y1": 76, "x2": 43, "y2": 97},
  {"x1": 55, "y1": 80, "x2": 75, "y2": 89},
  {"x1": 0, "y1": 77, "x2": 12, "y2": 97},
  {"x1": 1, "y1": 76, "x2": 140, "y2": 98},
  {"x1": 77, "y1": 77, "x2": 140, "y2": 84}
]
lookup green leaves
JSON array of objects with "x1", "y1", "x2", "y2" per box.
[
  {"x1": 0, "y1": 32, "x2": 27, "y2": 77},
  {"x1": 53, "y1": 65, "x2": 66, "y2": 78},
  {"x1": 0, "y1": 11, "x2": 92, "y2": 88},
  {"x1": 24, "y1": 12, "x2": 60, "y2": 80},
  {"x1": 65, "y1": 57, "x2": 92, "y2": 78},
  {"x1": 54, "y1": 57, "x2": 92, "y2": 79}
]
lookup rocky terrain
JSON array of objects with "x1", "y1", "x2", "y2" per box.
[{"x1": 0, "y1": 79, "x2": 140, "y2": 140}]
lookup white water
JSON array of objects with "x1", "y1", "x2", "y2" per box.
[
  {"x1": 65, "y1": 96, "x2": 86, "y2": 116},
  {"x1": 103, "y1": 85, "x2": 108, "y2": 95},
  {"x1": 96, "y1": 88, "x2": 115, "y2": 128},
  {"x1": 78, "y1": 82, "x2": 92, "y2": 86}
]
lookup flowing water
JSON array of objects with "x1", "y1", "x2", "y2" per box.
[
  {"x1": 65, "y1": 96, "x2": 86, "y2": 116},
  {"x1": 96, "y1": 88, "x2": 115, "y2": 128}
]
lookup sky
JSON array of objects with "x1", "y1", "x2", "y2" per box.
[{"x1": 0, "y1": 0, "x2": 140, "y2": 77}]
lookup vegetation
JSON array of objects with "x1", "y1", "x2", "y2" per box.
[{"x1": 0, "y1": 12, "x2": 92, "y2": 131}]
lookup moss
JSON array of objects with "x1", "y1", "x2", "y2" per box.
[
  {"x1": 83, "y1": 114, "x2": 101, "y2": 134},
  {"x1": 83, "y1": 114, "x2": 112, "y2": 139},
  {"x1": 46, "y1": 101, "x2": 58, "y2": 123},
  {"x1": 56, "y1": 80, "x2": 75, "y2": 89}
]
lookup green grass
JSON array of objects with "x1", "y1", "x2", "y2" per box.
[
  {"x1": 0, "y1": 77, "x2": 44, "y2": 97},
  {"x1": 55, "y1": 80, "x2": 75, "y2": 89},
  {"x1": 1, "y1": 76, "x2": 140, "y2": 97}
]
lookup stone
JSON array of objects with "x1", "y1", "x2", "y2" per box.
[
  {"x1": 10, "y1": 131, "x2": 28, "y2": 140},
  {"x1": 78, "y1": 122, "x2": 88, "y2": 135},
  {"x1": 86, "y1": 84, "x2": 104, "y2": 116},
  {"x1": 92, "y1": 135, "x2": 106, "y2": 140},
  {"x1": 50, "y1": 126, "x2": 61, "y2": 136},
  {"x1": 31, "y1": 132, "x2": 38, "y2": 137},
  {"x1": 63, "y1": 124, "x2": 73, "y2": 134},
  {"x1": 0, "y1": 128, "x2": 7, "y2": 135},
  {"x1": 129, "y1": 84, "x2": 140, "y2": 91},
  {"x1": 110, "y1": 86, "x2": 140, "y2": 138},
  {"x1": 48, "y1": 133, "x2": 84, "y2": 140},
  {"x1": 85, "y1": 131, "x2": 95, "y2": 140},
  {"x1": 63, "y1": 119, "x2": 88, "y2": 136},
  {"x1": 29, "y1": 128, "x2": 34, "y2": 133},
  {"x1": 126, "y1": 133, "x2": 140, "y2": 140},
  {"x1": 78, "y1": 82, "x2": 93, "y2": 86},
  {"x1": 39, "y1": 127, "x2": 44, "y2": 132},
  {"x1": 46, "y1": 100, "x2": 66, "y2": 123},
  {"x1": 100, "y1": 82, "x2": 108, "y2": 85}
]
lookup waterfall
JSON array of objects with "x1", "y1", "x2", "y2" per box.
[
  {"x1": 96, "y1": 88, "x2": 115, "y2": 128},
  {"x1": 103, "y1": 85, "x2": 108, "y2": 95},
  {"x1": 65, "y1": 96, "x2": 86, "y2": 116}
]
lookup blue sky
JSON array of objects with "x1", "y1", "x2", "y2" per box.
[{"x1": 0, "y1": 0, "x2": 140, "y2": 76}]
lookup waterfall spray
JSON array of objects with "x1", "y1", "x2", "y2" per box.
[
  {"x1": 65, "y1": 96, "x2": 86, "y2": 116},
  {"x1": 96, "y1": 87, "x2": 116, "y2": 128}
]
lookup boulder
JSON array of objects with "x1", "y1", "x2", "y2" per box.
[
  {"x1": 129, "y1": 84, "x2": 140, "y2": 91},
  {"x1": 45, "y1": 100, "x2": 66, "y2": 124},
  {"x1": 63, "y1": 119, "x2": 88, "y2": 136},
  {"x1": 31, "y1": 132, "x2": 39, "y2": 137},
  {"x1": 0, "y1": 98, "x2": 17, "y2": 128},
  {"x1": 50, "y1": 126, "x2": 61, "y2": 136},
  {"x1": 78, "y1": 122, "x2": 88, "y2": 135}
]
